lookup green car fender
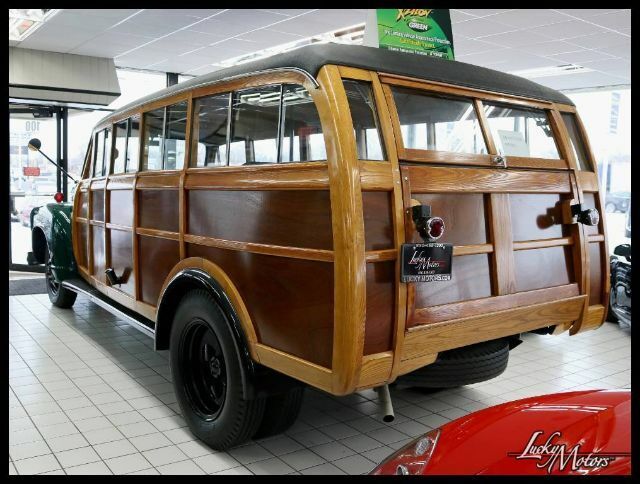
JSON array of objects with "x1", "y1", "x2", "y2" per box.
[{"x1": 31, "y1": 202, "x2": 78, "y2": 282}]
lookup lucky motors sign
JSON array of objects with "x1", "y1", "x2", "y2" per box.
[{"x1": 374, "y1": 9, "x2": 455, "y2": 60}]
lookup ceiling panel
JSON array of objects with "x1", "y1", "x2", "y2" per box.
[{"x1": 10, "y1": 8, "x2": 630, "y2": 91}]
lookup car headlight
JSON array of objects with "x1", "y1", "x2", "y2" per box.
[{"x1": 371, "y1": 429, "x2": 440, "y2": 475}]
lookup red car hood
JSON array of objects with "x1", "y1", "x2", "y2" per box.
[{"x1": 423, "y1": 390, "x2": 631, "y2": 475}]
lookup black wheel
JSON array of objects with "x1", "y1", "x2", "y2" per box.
[
  {"x1": 607, "y1": 290, "x2": 619, "y2": 324},
  {"x1": 170, "y1": 289, "x2": 265, "y2": 450},
  {"x1": 397, "y1": 338, "x2": 510, "y2": 388},
  {"x1": 254, "y1": 387, "x2": 305, "y2": 439},
  {"x1": 605, "y1": 202, "x2": 616, "y2": 213},
  {"x1": 44, "y1": 246, "x2": 77, "y2": 308}
]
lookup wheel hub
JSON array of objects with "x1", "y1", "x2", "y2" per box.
[{"x1": 209, "y1": 357, "x2": 221, "y2": 378}]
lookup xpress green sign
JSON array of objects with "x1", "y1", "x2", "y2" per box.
[{"x1": 376, "y1": 9, "x2": 454, "y2": 60}]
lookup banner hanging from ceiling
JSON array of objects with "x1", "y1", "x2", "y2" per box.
[{"x1": 374, "y1": 9, "x2": 455, "y2": 60}]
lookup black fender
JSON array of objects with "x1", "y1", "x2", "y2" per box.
[{"x1": 156, "y1": 268, "x2": 302, "y2": 400}]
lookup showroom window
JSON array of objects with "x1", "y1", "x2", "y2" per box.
[
  {"x1": 391, "y1": 87, "x2": 487, "y2": 154},
  {"x1": 342, "y1": 79, "x2": 385, "y2": 161},
  {"x1": 484, "y1": 103, "x2": 559, "y2": 159},
  {"x1": 191, "y1": 92, "x2": 230, "y2": 167},
  {"x1": 280, "y1": 84, "x2": 326, "y2": 163},
  {"x1": 229, "y1": 85, "x2": 281, "y2": 166}
]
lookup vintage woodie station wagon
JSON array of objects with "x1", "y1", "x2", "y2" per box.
[{"x1": 29, "y1": 44, "x2": 609, "y2": 449}]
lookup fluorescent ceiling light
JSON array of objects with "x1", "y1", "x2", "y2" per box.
[
  {"x1": 211, "y1": 22, "x2": 365, "y2": 69},
  {"x1": 509, "y1": 64, "x2": 594, "y2": 79},
  {"x1": 9, "y1": 9, "x2": 59, "y2": 41}
]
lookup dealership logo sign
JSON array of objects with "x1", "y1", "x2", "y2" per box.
[{"x1": 510, "y1": 430, "x2": 626, "y2": 474}]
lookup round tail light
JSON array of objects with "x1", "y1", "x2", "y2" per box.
[
  {"x1": 427, "y1": 217, "x2": 445, "y2": 241},
  {"x1": 54, "y1": 192, "x2": 64, "y2": 203}
]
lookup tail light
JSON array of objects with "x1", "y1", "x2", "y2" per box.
[
  {"x1": 54, "y1": 192, "x2": 64, "y2": 203},
  {"x1": 371, "y1": 429, "x2": 440, "y2": 475}
]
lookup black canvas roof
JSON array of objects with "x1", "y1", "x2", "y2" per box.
[{"x1": 107, "y1": 43, "x2": 572, "y2": 121}]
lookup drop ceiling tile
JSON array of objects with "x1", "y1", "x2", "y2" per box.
[
  {"x1": 269, "y1": 19, "x2": 347, "y2": 37},
  {"x1": 303, "y1": 9, "x2": 366, "y2": 26},
  {"x1": 45, "y1": 11, "x2": 122, "y2": 31},
  {"x1": 234, "y1": 29, "x2": 304, "y2": 45},
  {"x1": 500, "y1": 55, "x2": 558, "y2": 72},
  {"x1": 566, "y1": 31, "x2": 630, "y2": 50},
  {"x1": 478, "y1": 29, "x2": 551, "y2": 47},
  {"x1": 166, "y1": 29, "x2": 228, "y2": 47},
  {"x1": 457, "y1": 10, "x2": 515, "y2": 18},
  {"x1": 554, "y1": 9, "x2": 625, "y2": 19},
  {"x1": 533, "y1": 20, "x2": 607, "y2": 40},
  {"x1": 452, "y1": 38, "x2": 502, "y2": 56},
  {"x1": 214, "y1": 9, "x2": 295, "y2": 30},
  {"x1": 586, "y1": 10, "x2": 630, "y2": 30},
  {"x1": 548, "y1": 49, "x2": 616, "y2": 65},
  {"x1": 452, "y1": 19, "x2": 518, "y2": 39},
  {"x1": 67, "y1": 9, "x2": 141, "y2": 19},
  {"x1": 582, "y1": 58, "x2": 631, "y2": 79},
  {"x1": 450, "y1": 10, "x2": 480, "y2": 24},
  {"x1": 455, "y1": 48, "x2": 512, "y2": 66},
  {"x1": 536, "y1": 71, "x2": 628, "y2": 90},
  {"x1": 258, "y1": 9, "x2": 316, "y2": 17},
  {"x1": 148, "y1": 9, "x2": 226, "y2": 19},
  {"x1": 594, "y1": 43, "x2": 631, "y2": 60},
  {"x1": 69, "y1": 44, "x2": 131, "y2": 58},
  {"x1": 518, "y1": 40, "x2": 583, "y2": 56},
  {"x1": 489, "y1": 9, "x2": 569, "y2": 29}
]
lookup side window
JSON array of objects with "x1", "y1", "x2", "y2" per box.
[
  {"x1": 229, "y1": 85, "x2": 281, "y2": 166},
  {"x1": 561, "y1": 113, "x2": 593, "y2": 171},
  {"x1": 93, "y1": 130, "x2": 105, "y2": 177},
  {"x1": 484, "y1": 103, "x2": 559, "y2": 159},
  {"x1": 112, "y1": 120, "x2": 127, "y2": 174},
  {"x1": 342, "y1": 80, "x2": 385, "y2": 161},
  {"x1": 191, "y1": 93, "x2": 230, "y2": 167},
  {"x1": 391, "y1": 87, "x2": 487, "y2": 155},
  {"x1": 126, "y1": 114, "x2": 140, "y2": 173},
  {"x1": 142, "y1": 108, "x2": 164, "y2": 171},
  {"x1": 163, "y1": 101, "x2": 188, "y2": 170},
  {"x1": 280, "y1": 84, "x2": 326, "y2": 162},
  {"x1": 103, "y1": 128, "x2": 112, "y2": 176},
  {"x1": 82, "y1": 138, "x2": 93, "y2": 179}
]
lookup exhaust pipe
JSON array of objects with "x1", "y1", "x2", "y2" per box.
[{"x1": 375, "y1": 384, "x2": 395, "y2": 422}]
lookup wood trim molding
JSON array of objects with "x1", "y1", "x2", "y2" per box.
[
  {"x1": 356, "y1": 352, "x2": 393, "y2": 390},
  {"x1": 487, "y1": 193, "x2": 516, "y2": 295}
]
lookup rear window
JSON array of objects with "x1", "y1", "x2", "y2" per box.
[
  {"x1": 484, "y1": 103, "x2": 559, "y2": 159},
  {"x1": 391, "y1": 87, "x2": 487, "y2": 154},
  {"x1": 343, "y1": 80, "x2": 385, "y2": 161},
  {"x1": 561, "y1": 113, "x2": 592, "y2": 171}
]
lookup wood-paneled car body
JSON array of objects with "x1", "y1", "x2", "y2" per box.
[{"x1": 31, "y1": 44, "x2": 609, "y2": 449}]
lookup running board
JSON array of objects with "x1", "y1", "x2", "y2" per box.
[{"x1": 61, "y1": 278, "x2": 156, "y2": 339}]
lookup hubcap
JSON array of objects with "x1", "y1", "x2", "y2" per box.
[
  {"x1": 180, "y1": 319, "x2": 227, "y2": 420},
  {"x1": 45, "y1": 254, "x2": 59, "y2": 296}
]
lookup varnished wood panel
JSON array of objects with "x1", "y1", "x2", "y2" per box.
[
  {"x1": 91, "y1": 190, "x2": 104, "y2": 222},
  {"x1": 414, "y1": 284, "x2": 579, "y2": 325},
  {"x1": 109, "y1": 190, "x2": 133, "y2": 227},
  {"x1": 510, "y1": 193, "x2": 566, "y2": 241},
  {"x1": 187, "y1": 190, "x2": 333, "y2": 250},
  {"x1": 139, "y1": 190, "x2": 180, "y2": 233},
  {"x1": 75, "y1": 223, "x2": 88, "y2": 269},
  {"x1": 402, "y1": 165, "x2": 571, "y2": 193},
  {"x1": 403, "y1": 296, "x2": 585, "y2": 358},
  {"x1": 514, "y1": 246, "x2": 574, "y2": 293},
  {"x1": 364, "y1": 262, "x2": 395, "y2": 355},
  {"x1": 487, "y1": 193, "x2": 517, "y2": 295},
  {"x1": 78, "y1": 191, "x2": 88, "y2": 219},
  {"x1": 109, "y1": 228, "x2": 135, "y2": 297},
  {"x1": 409, "y1": 193, "x2": 487, "y2": 245},
  {"x1": 411, "y1": 254, "x2": 492, "y2": 322},
  {"x1": 92, "y1": 225, "x2": 105, "y2": 282},
  {"x1": 589, "y1": 242, "x2": 603, "y2": 305},
  {"x1": 187, "y1": 243, "x2": 335, "y2": 368},
  {"x1": 362, "y1": 191, "x2": 394, "y2": 250},
  {"x1": 138, "y1": 235, "x2": 180, "y2": 306}
]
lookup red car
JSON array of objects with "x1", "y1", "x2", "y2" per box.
[{"x1": 372, "y1": 390, "x2": 631, "y2": 475}]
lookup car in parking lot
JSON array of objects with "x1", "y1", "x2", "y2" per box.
[
  {"x1": 372, "y1": 389, "x2": 631, "y2": 475},
  {"x1": 608, "y1": 244, "x2": 631, "y2": 330},
  {"x1": 28, "y1": 43, "x2": 609, "y2": 450},
  {"x1": 605, "y1": 191, "x2": 630, "y2": 213}
]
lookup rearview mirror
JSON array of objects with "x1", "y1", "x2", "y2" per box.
[
  {"x1": 614, "y1": 244, "x2": 631, "y2": 259},
  {"x1": 28, "y1": 138, "x2": 42, "y2": 151}
]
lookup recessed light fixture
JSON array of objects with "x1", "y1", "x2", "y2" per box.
[
  {"x1": 509, "y1": 64, "x2": 594, "y2": 79},
  {"x1": 211, "y1": 22, "x2": 365, "y2": 69},
  {"x1": 9, "y1": 9, "x2": 59, "y2": 41}
]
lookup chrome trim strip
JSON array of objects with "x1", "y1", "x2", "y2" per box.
[{"x1": 61, "y1": 281, "x2": 155, "y2": 339}]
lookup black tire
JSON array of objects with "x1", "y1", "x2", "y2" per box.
[
  {"x1": 605, "y1": 202, "x2": 616, "y2": 213},
  {"x1": 607, "y1": 290, "x2": 619, "y2": 324},
  {"x1": 254, "y1": 387, "x2": 305, "y2": 439},
  {"x1": 398, "y1": 338, "x2": 510, "y2": 388},
  {"x1": 44, "y1": 246, "x2": 77, "y2": 308},
  {"x1": 170, "y1": 289, "x2": 265, "y2": 450}
]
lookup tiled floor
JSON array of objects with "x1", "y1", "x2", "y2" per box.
[{"x1": 9, "y1": 293, "x2": 631, "y2": 475}]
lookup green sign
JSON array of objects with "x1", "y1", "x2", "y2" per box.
[{"x1": 376, "y1": 9, "x2": 454, "y2": 60}]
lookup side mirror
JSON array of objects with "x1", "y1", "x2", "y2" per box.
[
  {"x1": 28, "y1": 138, "x2": 42, "y2": 151},
  {"x1": 614, "y1": 244, "x2": 631, "y2": 260}
]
